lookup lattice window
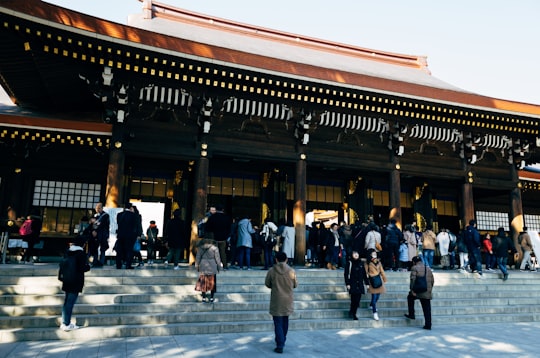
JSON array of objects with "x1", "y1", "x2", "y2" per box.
[
  {"x1": 524, "y1": 215, "x2": 540, "y2": 232},
  {"x1": 32, "y1": 180, "x2": 101, "y2": 209},
  {"x1": 475, "y1": 211, "x2": 509, "y2": 231}
]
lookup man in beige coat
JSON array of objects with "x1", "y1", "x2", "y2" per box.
[
  {"x1": 519, "y1": 227, "x2": 535, "y2": 272},
  {"x1": 265, "y1": 251, "x2": 298, "y2": 354},
  {"x1": 404, "y1": 256, "x2": 435, "y2": 330}
]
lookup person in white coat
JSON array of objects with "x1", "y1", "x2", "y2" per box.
[
  {"x1": 281, "y1": 221, "x2": 295, "y2": 266},
  {"x1": 436, "y1": 228, "x2": 450, "y2": 270}
]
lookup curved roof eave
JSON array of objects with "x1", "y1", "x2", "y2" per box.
[{"x1": 2, "y1": 0, "x2": 540, "y2": 118}]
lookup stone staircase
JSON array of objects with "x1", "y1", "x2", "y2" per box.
[{"x1": 1, "y1": 263, "x2": 539, "y2": 342}]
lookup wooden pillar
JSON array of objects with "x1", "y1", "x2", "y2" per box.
[
  {"x1": 105, "y1": 146, "x2": 125, "y2": 208},
  {"x1": 190, "y1": 156, "x2": 209, "y2": 264},
  {"x1": 389, "y1": 160, "x2": 402, "y2": 227},
  {"x1": 294, "y1": 154, "x2": 307, "y2": 265},
  {"x1": 432, "y1": 194, "x2": 439, "y2": 233},
  {"x1": 461, "y1": 183, "x2": 475, "y2": 227},
  {"x1": 509, "y1": 166, "x2": 524, "y2": 263}
]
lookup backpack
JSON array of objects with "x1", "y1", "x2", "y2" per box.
[
  {"x1": 19, "y1": 219, "x2": 33, "y2": 236},
  {"x1": 263, "y1": 225, "x2": 277, "y2": 247},
  {"x1": 58, "y1": 255, "x2": 77, "y2": 285}
]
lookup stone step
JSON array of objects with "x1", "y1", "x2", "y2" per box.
[
  {"x1": 3, "y1": 294, "x2": 538, "y2": 320},
  {"x1": 1, "y1": 312, "x2": 538, "y2": 343},
  {"x1": 1, "y1": 265, "x2": 539, "y2": 342}
]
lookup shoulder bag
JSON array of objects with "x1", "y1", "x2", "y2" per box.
[
  {"x1": 368, "y1": 262, "x2": 383, "y2": 288},
  {"x1": 412, "y1": 265, "x2": 428, "y2": 293}
]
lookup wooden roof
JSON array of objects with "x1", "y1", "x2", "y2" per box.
[{"x1": 0, "y1": 0, "x2": 539, "y2": 117}]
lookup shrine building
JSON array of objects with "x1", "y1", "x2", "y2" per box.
[{"x1": 1, "y1": 0, "x2": 540, "y2": 263}]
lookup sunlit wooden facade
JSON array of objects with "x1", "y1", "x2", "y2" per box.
[{"x1": 2, "y1": 0, "x2": 540, "y2": 263}]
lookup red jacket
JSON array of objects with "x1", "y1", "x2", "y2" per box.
[{"x1": 482, "y1": 237, "x2": 493, "y2": 253}]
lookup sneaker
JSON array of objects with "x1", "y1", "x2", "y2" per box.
[
  {"x1": 61, "y1": 323, "x2": 79, "y2": 331},
  {"x1": 164, "y1": 260, "x2": 169, "y2": 266},
  {"x1": 503, "y1": 273, "x2": 509, "y2": 281},
  {"x1": 209, "y1": 298, "x2": 214, "y2": 303},
  {"x1": 373, "y1": 312, "x2": 379, "y2": 321},
  {"x1": 173, "y1": 266, "x2": 180, "y2": 270}
]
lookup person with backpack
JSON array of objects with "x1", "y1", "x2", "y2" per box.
[
  {"x1": 261, "y1": 218, "x2": 278, "y2": 270},
  {"x1": 58, "y1": 236, "x2": 90, "y2": 331},
  {"x1": 404, "y1": 256, "x2": 435, "y2": 330}
]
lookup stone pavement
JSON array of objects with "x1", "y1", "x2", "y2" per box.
[{"x1": 1, "y1": 321, "x2": 538, "y2": 357}]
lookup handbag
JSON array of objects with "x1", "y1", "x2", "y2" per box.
[
  {"x1": 412, "y1": 265, "x2": 428, "y2": 293},
  {"x1": 133, "y1": 239, "x2": 141, "y2": 252},
  {"x1": 369, "y1": 274, "x2": 383, "y2": 288}
]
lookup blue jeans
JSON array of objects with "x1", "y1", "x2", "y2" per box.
[
  {"x1": 471, "y1": 248, "x2": 483, "y2": 273},
  {"x1": 370, "y1": 293, "x2": 380, "y2": 313},
  {"x1": 62, "y1": 291, "x2": 79, "y2": 325},
  {"x1": 423, "y1": 249, "x2": 434, "y2": 268},
  {"x1": 326, "y1": 246, "x2": 339, "y2": 266},
  {"x1": 497, "y1": 256, "x2": 508, "y2": 275},
  {"x1": 237, "y1": 246, "x2": 251, "y2": 269},
  {"x1": 486, "y1": 253, "x2": 496, "y2": 269},
  {"x1": 273, "y1": 316, "x2": 289, "y2": 349}
]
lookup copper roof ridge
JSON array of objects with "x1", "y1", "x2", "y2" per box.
[
  {"x1": 148, "y1": 0, "x2": 429, "y2": 71},
  {"x1": 1, "y1": 0, "x2": 540, "y2": 116}
]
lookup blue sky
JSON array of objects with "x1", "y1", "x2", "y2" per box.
[{"x1": 1, "y1": 0, "x2": 539, "y2": 105}]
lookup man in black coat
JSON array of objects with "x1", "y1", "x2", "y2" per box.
[
  {"x1": 204, "y1": 204, "x2": 232, "y2": 268},
  {"x1": 115, "y1": 203, "x2": 139, "y2": 269},
  {"x1": 90, "y1": 202, "x2": 110, "y2": 267},
  {"x1": 164, "y1": 209, "x2": 186, "y2": 269},
  {"x1": 492, "y1": 227, "x2": 516, "y2": 281}
]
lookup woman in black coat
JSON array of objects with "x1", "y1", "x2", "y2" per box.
[
  {"x1": 344, "y1": 250, "x2": 368, "y2": 320},
  {"x1": 60, "y1": 236, "x2": 90, "y2": 331}
]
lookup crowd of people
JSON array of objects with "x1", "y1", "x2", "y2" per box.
[{"x1": 4, "y1": 202, "x2": 537, "y2": 345}]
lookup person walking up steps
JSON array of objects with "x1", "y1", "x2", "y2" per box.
[
  {"x1": 404, "y1": 256, "x2": 435, "y2": 330},
  {"x1": 265, "y1": 251, "x2": 298, "y2": 354},
  {"x1": 492, "y1": 227, "x2": 516, "y2": 281},
  {"x1": 195, "y1": 239, "x2": 222, "y2": 303}
]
